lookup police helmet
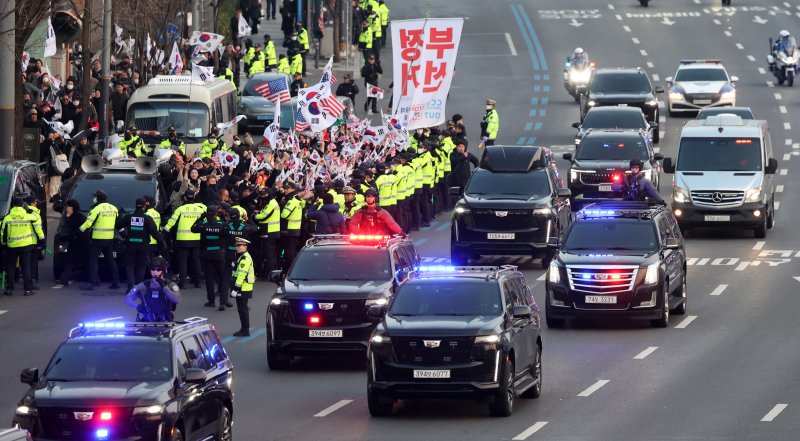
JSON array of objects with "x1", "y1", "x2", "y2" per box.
[
  {"x1": 183, "y1": 189, "x2": 196, "y2": 200},
  {"x1": 148, "y1": 256, "x2": 169, "y2": 272},
  {"x1": 630, "y1": 159, "x2": 644, "y2": 169},
  {"x1": 780, "y1": 29, "x2": 791, "y2": 38},
  {"x1": 574, "y1": 47, "x2": 585, "y2": 55},
  {"x1": 228, "y1": 208, "x2": 240, "y2": 220}
]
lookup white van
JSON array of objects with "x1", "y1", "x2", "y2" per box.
[
  {"x1": 663, "y1": 114, "x2": 778, "y2": 238},
  {"x1": 125, "y1": 76, "x2": 238, "y2": 157}
]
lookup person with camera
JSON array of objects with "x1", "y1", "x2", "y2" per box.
[{"x1": 125, "y1": 257, "x2": 181, "y2": 322}]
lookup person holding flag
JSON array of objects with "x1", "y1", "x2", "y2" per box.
[{"x1": 361, "y1": 54, "x2": 382, "y2": 114}]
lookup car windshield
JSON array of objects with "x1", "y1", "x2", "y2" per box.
[
  {"x1": 71, "y1": 176, "x2": 155, "y2": 213},
  {"x1": 675, "y1": 68, "x2": 728, "y2": 82},
  {"x1": 288, "y1": 249, "x2": 391, "y2": 281},
  {"x1": 390, "y1": 282, "x2": 502, "y2": 316},
  {"x1": 127, "y1": 102, "x2": 210, "y2": 138},
  {"x1": 465, "y1": 170, "x2": 551, "y2": 198},
  {"x1": 583, "y1": 110, "x2": 647, "y2": 129},
  {"x1": 243, "y1": 75, "x2": 289, "y2": 97},
  {"x1": 676, "y1": 138, "x2": 762, "y2": 171},
  {"x1": 44, "y1": 341, "x2": 172, "y2": 382},
  {"x1": 563, "y1": 219, "x2": 659, "y2": 252},
  {"x1": 697, "y1": 109, "x2": 753, "y2": 120},
  {"x1": 576, "y1": 137, "x2": 649, "y2": 160},
  {"x1": 590, "y1": 73, "x2": 652, "y2": 94}
]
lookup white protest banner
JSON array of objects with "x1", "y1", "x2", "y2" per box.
[
  {"x1": 238, "y1": 15, "x2": 252, "y2": 37},
  {"x1": 390, "y1": 18, "x2": 464, "y2": 130}
]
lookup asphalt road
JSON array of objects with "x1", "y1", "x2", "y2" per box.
[{"x1": 5, "y1": 1, "x2": 800, "y2": 439}]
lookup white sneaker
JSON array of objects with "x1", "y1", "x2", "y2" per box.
[{"x1": 52, "y1": 284, "x2": 65, "y2": 289}]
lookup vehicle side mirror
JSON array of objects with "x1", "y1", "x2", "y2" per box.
[
  {"x1": 730, "y1": 75, "x2": 739, "y2": 83},
  {"x1": 547, "y1": 237, "x2": 560, "y2": 249},
  {"x1": 663, "y1": 157, "x2": 675, "y2": 173},
  {"x1": 766, "y1": 158, "x2": 778, "y2": 175},
  {"x1": 562, "y1": 153, "x2": 573, "y2": 162},
  {"x1": 395, "y1": 268, "x2": 409, "y2": 283},
  {"x1": 665, "y1": 237, "x2": 681, "y2": 250},
  {"x1": 571, "y1": 122, "x2": 580, "y2": 129},
  {"x1": 653, "y1": 153, "x2": 664, "y2": 161},
  {"x1": 268, "y1": 270, "x2": 282, "y2": 283},
  {"x1": 367, "y1": 305, "x2": 386, "y2": 321},
  {"x1": 665, "y1": 76, "x2": 673, "y2": 84},
  {"x1": 184, "y1": 368, "x2": 206, "y2": 384},
  {"x1": 655, "y1": 86, "x2": 665, "y2": 94},
  {"x1": 449, "y1": 186, "x2": 461, "y2": 196},
  {"x1": 20, "y1": 368, "x2": 38, "y2": 386},
  {"x1": 557, "y1": 188, "x2": 572, "y2": 198},
  {"x1": 512, "y1": 305, "x2": 532, "y2": 319}
]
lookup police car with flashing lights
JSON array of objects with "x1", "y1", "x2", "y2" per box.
[
  {"x1": 366, "y1": 265, "x2": 542, "y2": 417},
  {"x1": 545, "y1": 202, "x2": 687, "y2": 328},
  {"x1": 12, "y1": 317, "x2": 233, "y2": 441},
  {"x1": 666, "y1": 60, "x2": 738, "y2": 116},
  {"x1": 266, "y1": 234, "x2": 420, "y2": 369}
]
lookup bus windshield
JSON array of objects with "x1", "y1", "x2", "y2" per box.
[{"x1": 127, "y1": 102, "x2": 210, "y2": 139}]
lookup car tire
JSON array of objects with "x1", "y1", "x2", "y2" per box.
[
  {"x1": 788, "y1": 70, "x2": 795, "y2": 87},
  {"x1": 545, "y1": 292, "x2": 565, "y2": 328},
  {"x1": 367, "y1": 369, "x2": 394, "y2": 417},
  {"x1": 266, "y1": 320, "x2": 290, "y2": 370},
  {"x1": 539, "y1": 251, "x2": 553, "y2": 269},
  {"x1": 651, "y1": 284, "x2": 670, "y2": 328},
  {"x1": 653, "y1": 127, "x2": 660, "y2": 144},
  {"x1": 520, "y1": 346, "x2": 542, "y2": 399},
  {"x1": 170, "y1": 428, "x2": 184, "y2": 441},
  {"x1": 217, "y1": 406, "x2": 233, "y2": 441},
  {"x1": 754, "y1": 214, "x2": 768, "y2": 238},
  {"x1": 672, "y1": 276, "x2": 687, "y2": 315},
  {"x1": 489, "y1": 358, "x2": 514, "y2": 417},
  {"x1": 767, "y1": 201, "x2": 775, "y2": 229}
]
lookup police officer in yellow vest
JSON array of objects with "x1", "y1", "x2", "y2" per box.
[
  {"x1": 23, "y1": 194, "x2": 43, "y2": 289},
  {"x1": 375, "y1": 163, "x2": 397, "y2": 220},
  {"x1": 243, "y1": 40, "x2": 255, "y2": 77},
  {"x1": 253, "y1": 188, "x2": 281, "y2": 278},
  {"x1": 290, "y1": 52, "x2": 303, "y2": 77},
  {"x1": 277, "y1": 54, "x2": 291, "y2": 75},
  {"x1": 369, "y1": 11, "x2": 382, "y2": 63},
  {"x1": 79, "y1": 190, "x2": 120, "y2": 290},
  {"x1": 279, "y1": 183, "x2": 306, "y2": 272},
  {"x1": 119, "y1": 126, "x2": 146, "y2": 158},
  {"x1": 200, "y1": 130, "x2": 223, "y2": 160},
  {"x1": 358, "y1": 20, "x2": 374, "y2": 60},
  {"x1": 328, "y1": 179, "x2": 347, "y2": 214},
  {"x1": 249, "y1": 43, "x2": 266, "y2": 76},
  {"x1": 378, "y1": 0, "x2": 390, "y2": 47},
  {"x1": 1, "y1": 197, "x2": 44, "y2": 296},
  {"x1": 392, "y1": 156, "x2": 412, "y2": 232},
  {"x1": 221, "y1": 67, "x2": 236, "y2": 90},
  {"x1": 341, "y1": 187, "x2": 364, "y2": 226},
  {"x1": 163, "y1": 189, "x2": 207, "y2": 289},
  {"x1": 264, "y1": 34, "x2": 278, "y2": 71},
  {"x1": 230, "y1": 237, "x2": 255, "y2": 337},
  {"x1": 295, "y1": 22, "x2": 310, "y2": 75},
  {"x1": 159, "y1": 126, "x2": 186, "y2": 157},
  {"x1": 481, "y1": 99, "x2": 500, "y2": 146}
]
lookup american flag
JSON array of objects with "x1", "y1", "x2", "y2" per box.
[
  {"x1": 295, "y1": 108, "x2": 310, "y2": 132},
  {"x1": 254, "y1": 77, "x2": 291, "y2": 104},
  {"x1": 319, "y1": 95, "x2": 346, "y2": 117}
]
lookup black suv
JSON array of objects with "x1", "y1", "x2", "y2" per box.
[
  {"x1": 545, "y1": 202, "x2": 687, "y2": 328},
  {"x1": 366, "y1": 265, "x2": 542, "y2": 417},
  {"x1": 564, "y1": 129, "x2": 662, "y2": 210},
  {"x1": 12, "y1": 317, "x2": 234, "y2": 441},
  {"x1": 572, "y1": 106, "x2": 658, "y2": 146},
  {"x1": 450, "y1": 146, "x2": 572, "y2": 268},
  {"x1": 266, "y1": 234, "x2": 420, "y2": 369},
  {"x1": 580, "y1": 68, "x2": 664, "y2": 142}
]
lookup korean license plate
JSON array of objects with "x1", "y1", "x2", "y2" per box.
[
  {"x1": 693, "y1": 99, "x2": 712, "y2": 105},
  {"x1": 257, "y1": 114, "x2": 271, "y2": 120},
  {"x1": 704, "y1": 215, "x2": 730, "y2": 222},
  {"x1": 599, "y1": 184, "x2": 613, "y2": 192},
  {"x1": 413, "y1": 370, "x2": 451, "y2": 379},
  {"x1": 488, "y1": 233, "x2": 515, "y2": 240},
  {"x1": 585, "y1": 295, "x2": 617, "y2": 304},
  {"x1": 617, "y1": 103, "x2": 628, "y2": 107},
  {"x1": 309, "y1": 330, "x2": 343, "y2": 338}
]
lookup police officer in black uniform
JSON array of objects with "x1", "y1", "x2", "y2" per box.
[
  {"x1": 612, "y1": 159, "x2": 664, "y2": 202},
  {"x1": 124, "y1": 257, "x2": 181, "y2": 322},
  {"x1": 117, "y1": 198, "x2": 162, "y2": 290},
  {"x1": 225, "y1": 208, "x2": 258, "y2": 269},
  {"x1": 190, "y1": 205, "x2": 232, "y2": 310}
]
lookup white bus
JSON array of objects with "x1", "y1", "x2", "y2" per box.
[{"x1": 125, "y1": 75, "x2": 238, "y2": 157}]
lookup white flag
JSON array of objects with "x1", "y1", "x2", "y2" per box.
[
  {"x1": 21, "y1": 51, "x2": 29, "y2": 72},
  {"x1": 216, "y1": 115, "x2": 246, "y2": 136},
  {"x1": 263, "y1": 102, "x2": 282, "y2": 148},
  {"x1": 237, "y1": 15, "x2": 252, "y2": 37},
  {"x1": 367, "y1": 85, "x2": 384, "y2": 100},
  {"x1": 44, "y1": 119, "x2": 74, "y2": 139},
  {"x1": 114, "y1": 24, "x2": 123, "y2": 50},
  {"x1": 168, "y1": 41, "x2": 183, "y2": 74},
  {"x1": 44, "y1": 18, "x2": 57, "y2": 57},
  {"x1": 191, "y1": 62, "x2": 215, "y2": 82},
  {"x1": 191, "y1": 45, "x2": 207, "y2": 65},
  {"x1": 190, "y1": 31, "x2": 225, "y2": 53}
]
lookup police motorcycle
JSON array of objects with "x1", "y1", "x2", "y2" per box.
[
  {"x1": 563, "y1": 54, "x2": 595, "y2": 102},
  {"x1": 768, "y1": 31, "x2": 798, "y2": 86}
]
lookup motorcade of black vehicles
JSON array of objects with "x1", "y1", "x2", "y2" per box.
[
  {"x1": 579, "y1": 67, "x2": 664, "y2": 142},
  {"x1": 450, "y1": 145, "x2": 571, "y2": 268},
  {"x1": 12, "y1": 317, "x2": 234, "y2": 441},
  {"x1": 572, "y1": 106, "x2": 658, "y2": 146},
  {"x1": 545, "y1": 201, "x2": 688, "y2": 329},
  {"x1": 266, "y1": 234, "x2": 420, "y2": 369},
  {"x1": 696, "y1": 106, "x2": 754, "y2": 120},
  {"x1": 564, "y1": 129, "x2": 662, "y2": 210},
  {"x1": 51, "y1": 155, "x2": 163, "y2": 280},
  {"x1": 366, "y1": 265, "x2": 542, "y2": 417},
  {"x1": 237, "y1": 72, "x2": 292, "y2": 132}
]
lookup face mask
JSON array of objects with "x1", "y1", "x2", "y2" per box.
[
  {"x1": 486, "y1": 105, "x2": 492, "y2": 110},
  {"x1": 66, "y1": 84, "x2": 74, "y2": 90},
  {"x1": 72, "y1": 101, "x2": 79, "y2": 107},
  {"x1": 134, "y1": 79, "x2": 139, "y2": 85},
  {"x1": 234, "y1": 140, "x2": 241, "y2": 146}
]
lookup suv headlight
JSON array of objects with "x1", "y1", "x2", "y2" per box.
[
  {"x1": 644, "y1": 262, "x2": 660, "y2": 284},
  {"x1": 668, "y1": 92, "x2": 684, "y2": 101},
  {"x1": 365, "y1": 297, "x2": 389, "y2": 306},
  {"x1": 133, "y1": 405, "x2": 164, "y2": 415},
  {"x1": 744, "y1": 187, "x2": 762, "y2": 203},
  {"x1": 475, "y1": 335, "x2": 500, "y2": 344},
  {"x1": 645, "y1": 99, "x2": 658, "y2": 106},
  {"x1": 370, "y1": 334, "x2": 387, "y2": 344},
  {"x1": 533, "y1": 208, "x2": 550, "y2": 216},
  {"x1": 548, "y1": 260, "x2": 561, "y2": 284},
  {"x1": 454, "y1": 204, "x2": 470, "y2": 214},
  {"x1": 673, "y1": 187, "x2": 690, "y2": 203},
  {"x1": 720, "y1": 89, "x2": 736, "y2": 100},
  {"x1": 15, "y1": 405, "x2": 37, "y2": 416},
  {"x1": 587, "y1": 100, "x2": 596, "y2": 107},
  {"x1": 270, "y1": 298, "x2": 287, "y2": 306}
]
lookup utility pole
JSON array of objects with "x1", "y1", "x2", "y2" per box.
[
  {"x1": 193, "y1": 0, "x2": 200, "y2": 33},
  {"x1": 0, "y1": 0, "x2": 15, "y2": 158},
  {"x1": 99, "y1": 0, "x2": 113, "y2": 141}
]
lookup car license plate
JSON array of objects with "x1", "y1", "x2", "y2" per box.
[
  {"x1": 704, "y1": 215, "x2": 730, "y2": 222},
  {"x1": 488, "y1": 233, "x2": 515, "y2": 240},
  {"x1": 309, "y1": 330, "x2": 342, "y2": 338},
  {"x1": 257, "y1": 114, "x2": 271, "y2": 120},
  {"x1": 599, "y1": 184, "x2": 613, "y2": 192},
  {"x1": 586, "y1": 295, "x2": 616, "y2": 304},
  {"x1": 617, "y1": 103, "x2": 628, "y2": 107},
  {"x1": 693, "y1": 99, "x2": 712, "y2": 105},
  {"x1": 413, "y1": 370, "x2": 451, "y2": 379}
]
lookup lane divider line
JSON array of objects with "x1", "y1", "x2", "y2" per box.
[
  {"x1": 710, "y1": 284, "x2": 728, "y2": 296},
  {"x1": 517, "y1": 4, "x2": 549, "y2": 70},
  {"x1": 758, "y1": 67, "x2": 767, "y2": 75},
  {"x1": 415, "y1": 237, "x2": 429, "y2": 246},
  {"x1": 774, "y1": 93, "x2": 783, "y2": 100},
  {"x1": 753, "y1": 241, "x2": 766, "y2": 251},
  {"x1": 578, "y1": 379, "x2": 609, "y2": 397},
  {"x1": 504, "y1": 32, "x2": 518, "y2": 57},
  {"x1": 777, "y1": 185, "x2": 785, "y2": 193},
  {"x1": 633, "y1": 346, "x2": 658, "y2": 360},
  {"x1": 761, "y1": 404, "x2": 788, "y2": 422},
  {"x1": 0, "y1": 310, "x2": 7, "y2": 316},
  {"x1": 512, "y1": 422, "x2": 549, "y2": 440},
  {"x1": 221, "y1": 335, "x2": 237, "y2": 344},
  {"x1": 237, "y1": 327, "x2": 267, "y2": 343},
  {"x1": 509, "y1": 4, "x2": 539, "y2": 72},
  {"x1": 314, "y1": 399, "x2": 353, "y2": 417},
  {"x1": 675, "y1": 315, "x2": 697, "y2": 329},
  {"x1": 436, "y1": 222, "x2": 451, "y2": 232},
  {"x1": 747, "y1": 55, "x2": 756, "y2": 62}
]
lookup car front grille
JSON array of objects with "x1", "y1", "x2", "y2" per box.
[
  {"x1": 471, "y1": 209, "x2": 540, "y2": 231},
  {"x1": 567, "y1": 265, "x2": 640, "y2": 294},
  {"x1": 685, "y1": 93, "x2": 721, "y2": 102},
  {"x1": 579, "y1": 172, "x2": 619, "y2": 185},
  {"x1": 39, "y1": 407, "x2": 134, "y2": 439},
  {"x1": 690, "y1": 190, "x2": 744, "y2": 207},
  {"x1": 391, "y1": 336, "x2": 476, "y2": 365},
  {"x1": 289, "y1": 299, "x2": 366, "y2": 326}
]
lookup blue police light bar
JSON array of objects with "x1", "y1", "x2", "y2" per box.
[
  {"x1": 80, "y1": 322, "x2": 127, "y2": 329},
  {"x1": 303, "y1": 302, "x2": 314, "y2": 310},
  {"x1": 419, "y1": 265, "x2": 458, "y2": 272},
  {"x1": 96, "y1": 428, "x2": 110, "y2": 439},
  {"x1": 581, "y1": 209, "x2": 616, "y2": 217}
]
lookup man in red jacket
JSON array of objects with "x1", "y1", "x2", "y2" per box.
[{"x1": 349, "y1": 189, "x2": 403, "y2": 235}]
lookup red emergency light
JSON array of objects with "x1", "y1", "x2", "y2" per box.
[
  {"x1": 612, "y1": 174, "x2": 622, "y2": 182},
  {"x1": 349, "y1": 234, "x2": 390, "y2": 241},
  {"x1": 99, "y1": 411, "x2": 113, "y2": 421},
  {"x1": 309, "y1": 316, "x2": 321, "y2": 325}
]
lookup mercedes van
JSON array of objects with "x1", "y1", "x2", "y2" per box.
[{"x1": 663, "y1": 114, "x2": 778, "y2": 237}]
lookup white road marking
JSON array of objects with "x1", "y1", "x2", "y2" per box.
[
  {"x1": 783, "y1": 153, "x2": 791, "y2": 161},
  {"x1": 753, "y1": 241, "x2": 766, "y2": 251},
  {"x1": 735, "y1": 261, "x2": 751, "y2": 272},
  {"x1": 713, "y1": 19, "x2": 721, "y2": 25},
  {"x1": 504, "y1": 33, "x2": 518, "y2": 57},
  {"x1": 314, "y1": 399, "x2": 353, "y2": 417},
  {"x1": 640, "y1": 49, "x2": 648, "y2": 57},
  {"x1": 784, "y1": 122, "x2": 792, "y2": 130},
  {"x1": 777, "y1": 185, "x2": 785, "y2": 193},
  {"x1": 675, "y1": 315, "x2": 697, "y2": 329},
  {"x1": 623, "y1": 25, "x2": 632, "y2": 32},
  {"x1": 786, "y1": 138, "x2": 792, "y2": 145},
  {"x1": 724, "y1": 30, "x2": 732, "y2": 37},
  {"x1": 775, "y1": 201, "x2": 781, "y2": 210},
  {"x1": 767, "y1": 81, "x2": 775, "y2": 88},
  {"x1": 578, "y1": 380, "x2": 609, "y2": 397},
  {"x1": 513, "y1": 422, "x2": 549, "y2": 440},
  {"x1": 633, "y1": 346, "x2": 658, "y2": 360},
  {"x1": 710, "y1": 284, "x2": 728, "y2": 296},
  {"x1": 736, "y1": 43, "x2": 745, "y2": 50},
  {"x1": 537, "y1": 273, "x2": 546, "y2": 281},
  {"x1": 779, "y1": 105, "x2": 787, "y2": 114},
  {"x1": 647, "y1": 61, "x2": 655, "y2": 68},
  {"x1": 747, "y1": 55, "x2": 756, "y2": 61},
  {"x1": 616, "y1": 14, "x2": 623, "y2": 20},
  {"x1": 784, "y1": 1, "x2": 791, "y2": 7},
  {"x1": 652, "y1": 74, "x2": 660, "y2": 81},
  {"x1": 653, "y1": 147, "x2": 660, "y2": 153},
  {"x1": 780, "y1": 168, "x2": 788, "y2": 175},
  {"x1": 758, "y1": 67, "x2": 767, "y2": 75},
  {"x1": 608, "y1": 4, "x2": 615, "y2": 10},
  {"x1": 761, "y1": 404, "x2": 788, "y2": 422},
  {"x1": 0, "y1": 310, "x2": 6, "y2": 316},
  {"x1": 774, "y1": 93, "x2": 783, "y2": 100}
]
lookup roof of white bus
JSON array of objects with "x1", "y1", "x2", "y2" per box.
[{"x1": 128, "y1": 75, "x2": 235, "y2": 104}]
